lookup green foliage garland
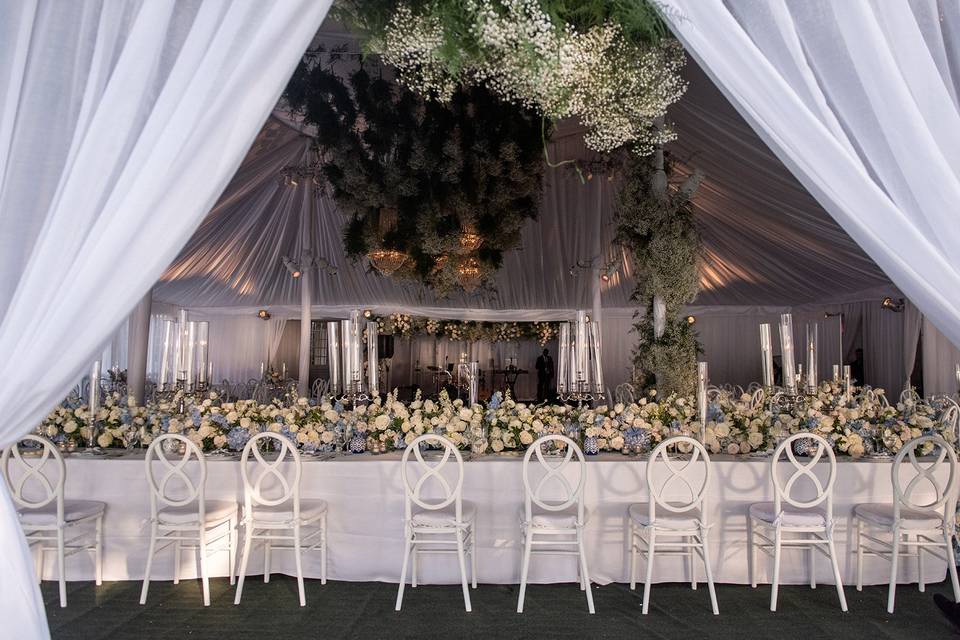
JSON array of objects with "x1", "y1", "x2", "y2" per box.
[
  {"x1": 284, "y1": 61, "x2": 545, "y2": 294},
  {"x1": 614, "y1": 153, "x2": 703, "y2": 395}
]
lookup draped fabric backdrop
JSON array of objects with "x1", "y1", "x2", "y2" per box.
[
  {"x1": 0, "y1": 1, "x2": 331, "y2": 636},
  {"x1": 661, "y1": 0, "x2": 960, "y2": 349}
]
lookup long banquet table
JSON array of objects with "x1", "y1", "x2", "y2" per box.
[{"x1": 45, "y1": 451, "x2": 948, "y2": 587}]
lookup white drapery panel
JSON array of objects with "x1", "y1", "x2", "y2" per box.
[
  {"x1": 903, "y1": 301, "x2": 923, "y2": 391},
  {"x1": 266, "y1": 317, "x2": 288, "y2": 369},
  {"x1": 661, "y1": 0, "x2": 960, "y2": 348},
  {"x1": 0, "y1": 1, "x2": 331, "y2": 636},
  {"x1": 923, "y1": 317, "x2": 960, "y2": 398}
]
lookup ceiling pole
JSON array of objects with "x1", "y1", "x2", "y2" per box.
[
  {"x1": 298, "y1": 179, "x2": 313, "y2": 397},
  {"x1": 651, "y1": 117, "x2": 668, "y2": 341}
]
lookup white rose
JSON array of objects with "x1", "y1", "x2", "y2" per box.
[
  {"x1": 491, "y1": 439, "x2": 504, "y2": 452},
  {"x1": 519, "y1": 430, "x2": 533, "y2": 446}
]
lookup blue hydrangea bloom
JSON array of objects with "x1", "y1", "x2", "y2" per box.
[{"x1": 226, "y1": 427, "x2": 250, "y2": 451}]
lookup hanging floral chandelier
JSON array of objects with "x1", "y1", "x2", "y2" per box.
[{"x1": 457, "y1": 257, "x2": 483, "y2": 292}]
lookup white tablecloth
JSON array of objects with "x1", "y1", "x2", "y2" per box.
[{"x1": 42, "y1": 452, "x2": 947, "y2": 587}]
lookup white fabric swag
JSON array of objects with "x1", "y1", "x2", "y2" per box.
[
  {"x1": 661, "y1": 0, "x2": 960, "y2": 348},
  {"x1": 0, "y1": 1, "x2": 331, "y2": 636}
]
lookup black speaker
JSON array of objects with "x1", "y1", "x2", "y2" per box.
[{"x1": 378, "y1": 334, "x2": 395, "y2": 359}]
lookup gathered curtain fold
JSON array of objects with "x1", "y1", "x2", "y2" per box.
[
  {"x1": 0, "y1": 1, "x2": 331, "y2": 636},
  {"x1": 660, "y1": 0, "x2": 960, "y2": 349}
]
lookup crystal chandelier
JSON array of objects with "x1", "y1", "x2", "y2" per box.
[
  {"x1": 457, "y1": 257, "x2": 482, "y2": 292},
  {"x1": 367, "y1": 249, "x2": 409, "y2": 275}
]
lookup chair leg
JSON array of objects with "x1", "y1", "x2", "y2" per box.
[
  {"x1": 173, "y1": 535, "x2": 181, "y2": 585},
  {"x1": 770, "y1": 527, "x2": 782, "y2": 612},
  {"x1": 140, "y1": 523, "x2": 158, "y2": 605},
  {"x1": 34, "y1": 548, "x2": 43, "y2": 585},
  {"x1": 321, "y1": 513, "x2": 328, "y2": 586},
  {"x1": 701, "y1": 528, "x2": 719, "y2": 615},
  {"x1": 855, "y1": 518, "x2": 863, "y2": 592},
  {"x1": 95, "y1": 515, "x2": 103, "y2": 586},
  {"x1": 629, "y1": 522, "x2": 637, "y2": 590},
  {"x1": 826, "y1": 533, "x2": 847, "y2": 612},
  {"x1": 264, "y1": 540, "x2": 271, "y2": 584},
  {"x1": 199, "y1": 528, "x2": 210, "y2": 607},
  {"x1": 887, "y1": 529, "x2": 900, "y2": 614},
  {"x1": 577, "y1": 529, "x2": 595, "y2": 615},
  {"x1": 228, "y1": 518, "x2": 236, "y2": 586},
  {"x1": 456, "y1": 529, "x2": 472, "y2": 612},
  {"x1": 470, "y1": 527, "x2": 477, "y2": 589},
  {"x1": 642, "y1": 528, "x2": 655, "y2": 615},
  {"x1": 294, "y1": 524, "x2": 306, "y2": 607},
  {"x1": 809, "y1": 544, "x2": 816, "y2": 589},
  {"x1": 57, "y1": 528, "x2": 67, "y2": 608},
  {"x1": 689, "y1": 536, "x2": 697, "y2": 590},
  {"x1": 411, "y1": 547, "x2": 418, "y2": 588},
  {"x1": 945, "y1": 532, "x2": 960, "y2": 603},
  {"x1": 517, "y1": 529, "x2": 533, "y2": 613},
  {"x1": 747, "y1": 517, "x2": 756, "y2": 589},
  {"x1": 395, "y1": 535, "x2": 413, "y2": 611},
  {"x1": 916, "y1": 534, "x2": 925, "y2": 593},
  {"x1": 234, "y1": 525, "x2": 253, "y2": 605}
]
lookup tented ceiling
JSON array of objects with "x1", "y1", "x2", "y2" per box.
[{"x1": 154, "y1": 31, "x2": 894, "y2": 315}]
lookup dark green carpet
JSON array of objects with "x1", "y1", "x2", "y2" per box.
[{"x1": 44, "y1": 578, "x2": 958, "y2": 639}]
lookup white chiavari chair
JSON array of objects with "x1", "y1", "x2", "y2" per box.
[
  {"x1": 748, "y1": 432, "x2": 847, "y2": 612},
  {"x1": 235, "y1": 432, "x2": 327, "y2": 607},
  {"x1": 2, "y1": 435, "x2": 104, "y2": 608},
  {"x1": 940, "y1": 398, "x2": 959, "y2": 444},
  {"x1": 311, "y1": 378, "x2": 329, "y2": 402},
  {"x1": 518, "y1": 434, "x2": 594, "y2": 614},
  {"x1": 628, "y1": 436, "x2": 718, "y2": 614},
  {"x1": 853, "y1": 435, "x2": 960, "y2": 613},
  {"x1": 140, "y1": 433, "x2": 237, "y2": 606},
  {"x1": 395, "y1": 434, "x2": 475, "y2": 612}
]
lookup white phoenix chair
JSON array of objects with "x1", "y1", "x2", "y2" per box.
[
  {"x1": 749, "y1": 388, "x2": 765, "y2": 411},
  {"x1": 748, "y1": 432, "x2": 847, "y2": 612},
  {"x1": 518, "y1": 434, "x2": 594, "y2": 614},
  {"x1": 900, "y1": 387, "x2": 921, "y2": 405},
  {"x1": 853, "y1": 435, "x2": 960, "y2": 613},
  {"x1": 2, "y1": 435, "x2": 104, "y2": 607},
  {"x1": 615, "y1": 382, "x2": 636, "y2": 405},
  {"x1": 395, "y1": 434, "x2": 476, "y2": 612},
  {"x1": 235, "y1": 431, "x2": 327, "y2": 607},
  {"x1": 628, "y1": 436, "x2": 718, "y2": 615},
  {"x1": 141, "y1": 433, "x2": 237, "y2": 607},
  {"x1": 940, "y1": 399, "x2": 959, "y2": 444}
]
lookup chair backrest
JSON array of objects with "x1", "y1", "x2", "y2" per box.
[
  {"x1": 646, "y1": 436, "x2": 711, "y2": 523},
  {"x1": 900, "y1": 388, "x2": 921, "y2": 405},
  {"x1": 2, "y1": 435, "x2": 65, "y2": 521},
  {"x1": 311, "y1": 378, "x2": 329, "y2": 401},
  {"x1": 144, "y1": 433, "x2": 207, "y2": 521},
  {"x1": 940, "y1": 399, "x2": 959, "y2": 444},
  {"x1": 706, "y1": 387, "x2": 722, "y2": 402},
  {"x1": 400, "y1": 434, "x2": 465, "y2": 523},
  {"x1": 750, "y1": 388, "x2": 765, "y2": 411},
  {"x1": 746, "y1": 381, "x2": 762, "y2": 393},
  {"x1": 522, "y1": 434, "x2": 586, "y2": 525},
  {"x1": 615, "y1": 383, "x2": 635, "y2": 405},
  {"x1": 240, "y1": 432, "x2": 302, "y2": 521},
  {"x1": 892, "y1": 435, "x2": 958, "y2": 529},
  {"x1": 771, "y1": 432, "x2": 837, "y2": 519}
]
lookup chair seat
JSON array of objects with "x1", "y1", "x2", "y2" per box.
[
  {"x1": 248, "y1": 499, "x2": 327, "y2": 524},
  {"x1": 629, "y1": 503, "x2": 703, "y2": 530},
  {"x1": 158, "y1": 500, "x2": 237, "y2": 525},
  {"x1": 18, "y1": 499, "x2": 105, "y2": 526},
  {"x1": 521, "y1": 504, "x2": 586, "y2": 529},
  {"x1": 411, "y1": 501, "x2": 476, "y2": 528},
  {"x1": 854, "y1": 503, "x2": 944, "y2": 530},
  {"x1": 749, "y1": 502, "x2": 827, "y2": 527}
]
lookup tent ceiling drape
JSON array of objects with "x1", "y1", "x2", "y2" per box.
[{"x1": 153, "y1": 26, "x2": 895, "y2": 316}]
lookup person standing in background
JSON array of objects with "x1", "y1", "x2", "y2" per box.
[{"x1": 535, "y1": 348, "x2": 554, "y2": 403}]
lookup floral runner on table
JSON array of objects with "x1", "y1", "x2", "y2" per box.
[{"x1": 36, "y1": 381, "x2": 955, "y2": 459}]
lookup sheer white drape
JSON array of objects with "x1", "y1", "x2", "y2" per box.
[
  {"x1": 0, "y1": 1, "x2": 330, "y2": 636},
  {"x1": 661, "y1": 0, "x2": 960, "y2": 347},
  {"x1": 903, "y1": 301, "x2": 923, "y2": 391},
  {"x1": 266, "y1": 317, "x2": 288, "y2": 370},
  {"x1": 922, "y1": 317, "x2": 960, "y2": 398}
]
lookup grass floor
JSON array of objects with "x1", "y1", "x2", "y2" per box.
[{"x1": 44, "y1": 577, "x2": 959, "y2": 639}]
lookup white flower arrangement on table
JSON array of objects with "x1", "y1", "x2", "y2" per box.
[{"x1": 34, "y1": 381, "x2": 958, "y2": 459}]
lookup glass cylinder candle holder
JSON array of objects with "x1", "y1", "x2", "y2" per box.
[
  {"x1": 557, "y1": 323, "x2": 570, "y2": 395},
  {"x1": 366, "y1": 320, "x2": 379, "y2": 398},
  {"x1": 327, "y1": 322, "x2": 341, "y2": 396},
  {"x1": 697, "y1": 362, "x2": 708, "y2": 442},
  {"x1": 779, "y1": 314, "x2": 796, "y2": 395},
  {"x1": 759, "y1": 323, "x2": 774, "y2": 388},
  {"x1": 805, "y1": 323, "x2": 818, "y2": 394}
]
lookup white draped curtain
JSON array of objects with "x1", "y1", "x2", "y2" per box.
[
  {"x1": 661, "y1": 0, "x2": 960, "y2": 349},
  {"x1": 0, "y1": 1, "x2": 330, "y2": 636}
]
